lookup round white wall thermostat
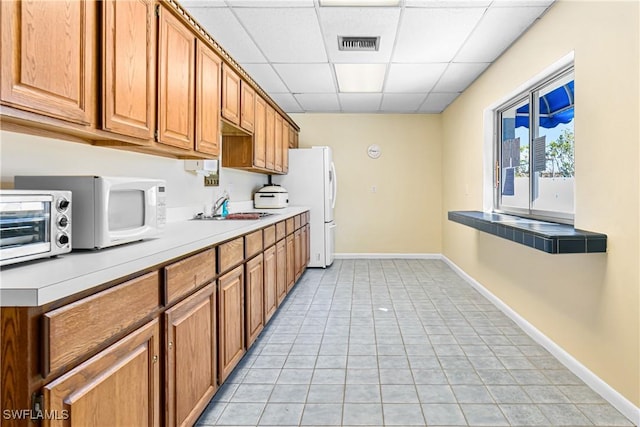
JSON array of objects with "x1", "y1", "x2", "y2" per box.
[{"x1": 367, "y1": 144, "x2": 381, "y2": 159}]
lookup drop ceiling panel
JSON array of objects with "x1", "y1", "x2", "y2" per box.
[
  {"x1": 241, "y1": 63, "x2": 289, "y2": 93},
  {"x1": 227, "y1": 0, "x2": 314, "y2": 6},
  {"x1": 381, "y1": 93, "x2": 427, "y2": 112},
  {"x1": 273, "y1": 64, "x2": 336, "y2": 93},
  {"x1": 384, "y1": 63, "x2": 448, "y2": 93},
  {"x1": 233, "y1": 8, "x2": 327, "y2": 63},
  {"x1": 181, "y1": 0, "x2": 227, "y2": 8},
  {"x1": 339, "y1": 93, "x2": 383, "y2": 112},
  {"x1": 294, "y1": 94, "x2": 341, "y2": 111},
  {"x1": 270, "y1": 93, "x2": 304, "y2": 113},
  {"x1": 432, "y1": 62, "x2": 489, "y2": 92},
  {"x1": 419, "y1": 92, "x2": 460, "y2": 112},
  {"x1": 186, "y1": 7, "x2": 266, "y2": 62},
  {"x1": 405, "y1": 0, "x2": 491, "y2": 7},
  {"x1": 319, "y1": 7, "x2": 401, "y2": 63},
  {"x1": 393, "y1": 7, "x2": 486, "y2": 62},
  {"x1": 455, "y1": 6, "x2": 549, "y2": 62}
]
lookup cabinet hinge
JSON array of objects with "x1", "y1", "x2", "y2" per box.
[
  {"x1": 155, "y1": 4, "x2": 160, "y2": 17},
  {"x1": 31, "y1": 393, "x2": 44, "y2": 416},
  {"x1": 154, "y1": 130, "x2": 159, "y2": 141}
]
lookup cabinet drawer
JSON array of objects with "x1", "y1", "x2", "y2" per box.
[
  {"x1": 302, "y1": 211, "x2": 308, "y2": 226},
  {"x1": 245, "y1": 230, "x2": 263, "y2": 259},
  {"x1": 263, "y1": 225, "x2": 276, "y2": 248},
  {"x1": 286, "y1": 218, "x2": 295, "y2": 235},
  {"x1": 219, "y1": 237, "x2": 244, "y2": 274},
  {"x1": 43, "y1": 271, "x2": 161, "y2": 375},
  {"x1": 276, "y1": 221, "x2": 286, "y2": 241},
  {"x1": 165, "y1": 248, "x2": 216, "y2": 305},
  {"x1": 294, "y1": 215, "x2": 301, "y2": 230}
]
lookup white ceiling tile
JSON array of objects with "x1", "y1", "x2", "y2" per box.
[
  {"x1": 433, "y1": 62, "x2": 489, "y2": 92},
  {"x1": 405, "y1": 0, "x2": 491, "y2": 7},
  {"x1": 181, "y1": 0, "x2": 227, "y2": 8},
  {"x1": 185, "y1": 7, "x2": 266, "y2": 62},
  {"x1": 419, "y1": 92, "x2": 459, "y2": 112},
  {"x1": 273, "y1": 64, "x2": 336, "y2": 93},
  {"x1": 338, "y1": 93, "x2": 383, "y2": 112},
  {"x1": 319, "y1": 7, "x2": 401, "y2": 63},
  {"x1": 384, "y1": 63, "x2": 447, "y2": 93},
  {"x1": 227, "y1": 0, "x2": 314, "y2": 6},
  {"x1": 380, "y1": 93, "x2": 427, "y2": 112},
  {"x1": 241, "y1": 63, "x2": 289, "y2": 93},
  {"x1": 233, "y1": 8, "x2": 327, "y2": 62},
  {"x1": 294, "y1": 94, "x2": 341, "y2": 111},
  {"x1": 393, "y1": 7, "x2": 486, "y2": 62},
  {"x1": 269, "y1": 93, "x2": 304, "y2": 113},
  {"x1": 492, "y1": 0, "x2": 553, "y2": 7},
  {"x1": 455, "y1": 6, "x2": 548, "y2": 62}
]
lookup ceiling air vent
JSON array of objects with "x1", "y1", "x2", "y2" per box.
[{"x1": 338, "y1": 36, "x2": 380, "y2": 52}]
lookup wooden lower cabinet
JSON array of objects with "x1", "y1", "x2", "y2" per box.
[
  {"x1": 294, "y1": 229, "x2": 303, "y2": 282},
  {"x1": 165, "y1": 284, "x2": 216, "y2": 427},
  {"x1": 286, "y1": 235, "x2": 295, "y2": 293},
  {"x1": 305, "y1": 224, "x2": 311, "y2": 266},
  {"x1": 245, "y1": 254, "x2": 264, "y2": 347},
  {"x1": 301, "y1": 225, "x2": 309, "y2": 270},
  {"x1": 263, "y1": 245, "x2": 277, "y2": 323},
  {"x1": 218, "y1": 265, "x2": 245, "y2": 383},
  {"x1": 43, "y1": 319, "x2": 161, "y2": 426},
  {"x1": 276, "y1": 239, "x2": 287, "y2": 305}
]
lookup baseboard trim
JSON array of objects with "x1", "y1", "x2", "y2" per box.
[
  {"x1": 334, "y1": 253, "x2": 442, "y2": 260},
  {"x1": 441, "y1": 255, "x2": 639, "y2": 426}
]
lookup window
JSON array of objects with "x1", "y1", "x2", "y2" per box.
[{"x1": 495, "y1": 67, "x2": 575, "y2": 223}]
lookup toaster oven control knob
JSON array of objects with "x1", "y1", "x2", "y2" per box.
[
  {"x1": 57, "y1": 233, "x2": 70, "y2": 247},
  {"x1": 57, "y1": 197, "x2": 70, "y2": 212},
  {"x1": 57, "y1": 215, "x2": 69, "y2": 229}
]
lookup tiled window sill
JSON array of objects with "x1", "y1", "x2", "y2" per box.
[{"x1": 448, "y1": 211, "x2": 607, "y2": 254}]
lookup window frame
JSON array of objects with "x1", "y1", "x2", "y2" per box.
[{"x1": 494, "y1": 65, "x2": 575, "y2": 225}]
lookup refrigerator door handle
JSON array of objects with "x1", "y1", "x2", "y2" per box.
[{"x1": 330, "y1": 161, "x2": 337, "y2": 209}]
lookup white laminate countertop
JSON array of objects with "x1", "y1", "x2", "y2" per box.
[{"x1": 0, "y1": 207, "x2": 308, "y2": 307}]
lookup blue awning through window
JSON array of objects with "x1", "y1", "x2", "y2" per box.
[{"x1": 516, "y1": 81, "x2": 574, "y2": 129}]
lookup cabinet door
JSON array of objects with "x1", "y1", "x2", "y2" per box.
[
  {"x1": 265, "y1": 105, "x2": 275, "y2": 170},
  {"x1": 102, "y1": 0, "x2": 155, "y2": 139},
  {"x1": 240, "y1": 82, "x2": 255, "y2": 133},
  {"x1": 263, "y1": 245, "x2": 277, "y2": 323},
  {"x1": 301, "y1": 224, "x2": 308, "y2": 270},
  {"x1": 218, "y1": 265, "x2": 245, "y2": 382},
  {"x1": 221, "y1": 65, "x2": 240, "y2": 125},
  {"x1": 282, "y1": 120, "x2": 290, "y2": 173},
  {"x1": 43, "y1": 319, "x2": 160, "y2": 427},
  {"x1": 195, "y1": 40, "x2": 221, "y2": 156},
  {"x1": 276, "y1": 239, "x2": 287, "y2": 305},
  {"x1": 305, "y1": 224, "x2": 311, "y2": 266},
  {"x1": 254, "y1": 96, "x2": 267, "y2": 168},
  {"x1": 294, "y1": 229, "x2": 303, "y2": 282},
  {"x1": 286, "y1": 235, "x2": 295, "y2": 293},
  {"x1": 165, "y1": 284, "x2": 216, "y2": 427},
  {"x1": 0, "y1": 0, "x2": 96, "y2": 124},
  {"x1": 274, "y1": 114, "x2": 283, "y2": 172},
  {"x1": 245, "y1": 254, "x2": 264, "y2": 347},
  {"x1": 158, "y1": 7, "x2": 195, "y2": 149}
]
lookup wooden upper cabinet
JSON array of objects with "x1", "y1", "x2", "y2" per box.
[
  {"x1": 265, "y1": 105, "x2": 276, "y2": 170},
  {"x1": 221, "y1": 65, "x2": 240, "y2": 125},
  {"x1": 240, "y1": 81, "x2": 255, "y2": 133},
  {"x1": 282, "y1": 120, "x2": 290, "y2": 173},
  {"x1": 157, "y1": 6, "x2": 195, "y2": 150},
  {"x1": 165, "y1": 284, "x2": 216, "y2": 427},
  {"x1": 195, "y1": 41, "x2": 221, "y2": 156},
  {"x1": 0, "y1": 0, "x2": 96, "y2": 125},
  {"x1": 102, "y1": 0, "x2": 155, "y2": 139},
  {"x1": 43, "y1": 319, "x2": 161, "y2": 427},
  {"x1": 253, "y1": 96, "x2": 267, "y2": 168},
  {"x1": 274, "y1": 113, "x2": 283, "y2": 172}
]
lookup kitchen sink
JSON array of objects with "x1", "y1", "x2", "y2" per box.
[{"x1": 192, "y1": 212, "x2": 274, "y2": 221}]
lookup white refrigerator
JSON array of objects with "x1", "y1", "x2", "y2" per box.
[{"x1": 274, "y1": 146, "x2": 336, "y2": 268}]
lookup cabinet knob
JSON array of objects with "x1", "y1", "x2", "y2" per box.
[
  {"x1": 153, "y1": 355, "x2": 158, "y2": 364},
  {"x1": 168, "y1": 341, "x2": 173, "y2": 349}
]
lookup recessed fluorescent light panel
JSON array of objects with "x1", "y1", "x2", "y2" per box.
[
  {"x1": 320, "y1": 0, "x2": 400, "y2": 6},
  {"x1": 334, "y1": 63, "x2": 386, "y2": 92}
]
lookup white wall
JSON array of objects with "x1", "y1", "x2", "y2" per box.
[{"x1": 0, "y1": 131, "x2": 267, "y2": 220}]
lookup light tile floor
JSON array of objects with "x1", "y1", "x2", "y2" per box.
[{"x1": 197, "y1": 259, "x2": 634, "y2": 427}]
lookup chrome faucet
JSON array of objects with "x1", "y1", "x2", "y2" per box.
[{"x1": 212, "y1": 192, "x2": 229, "y2": 216}]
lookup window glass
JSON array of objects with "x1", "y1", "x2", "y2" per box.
[{"x1": 499, "y1": 98, "x2": 529, "y2": 211}]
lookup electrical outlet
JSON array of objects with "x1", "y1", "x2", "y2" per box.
[{"x1": 204, "y1": 173, "x2": 219, "y2": 187}]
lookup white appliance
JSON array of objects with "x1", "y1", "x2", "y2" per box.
[
  {"x1": 254, "y1": 185, "x2": 289, "y2": 209},
  {"x1": 274, "y1": 146, "x2": 336, "y2": 268},
  {"x1": 15, "y1": 176, "x2": 166, "y2": 249}
]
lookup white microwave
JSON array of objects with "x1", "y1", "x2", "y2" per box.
[{"x1": 15, "y1": 176, "x2": 166, "y2": 249}]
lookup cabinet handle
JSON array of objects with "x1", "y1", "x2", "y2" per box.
[{"x1": 153, "y1": 355, "x2": 158, "y2": 364}]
